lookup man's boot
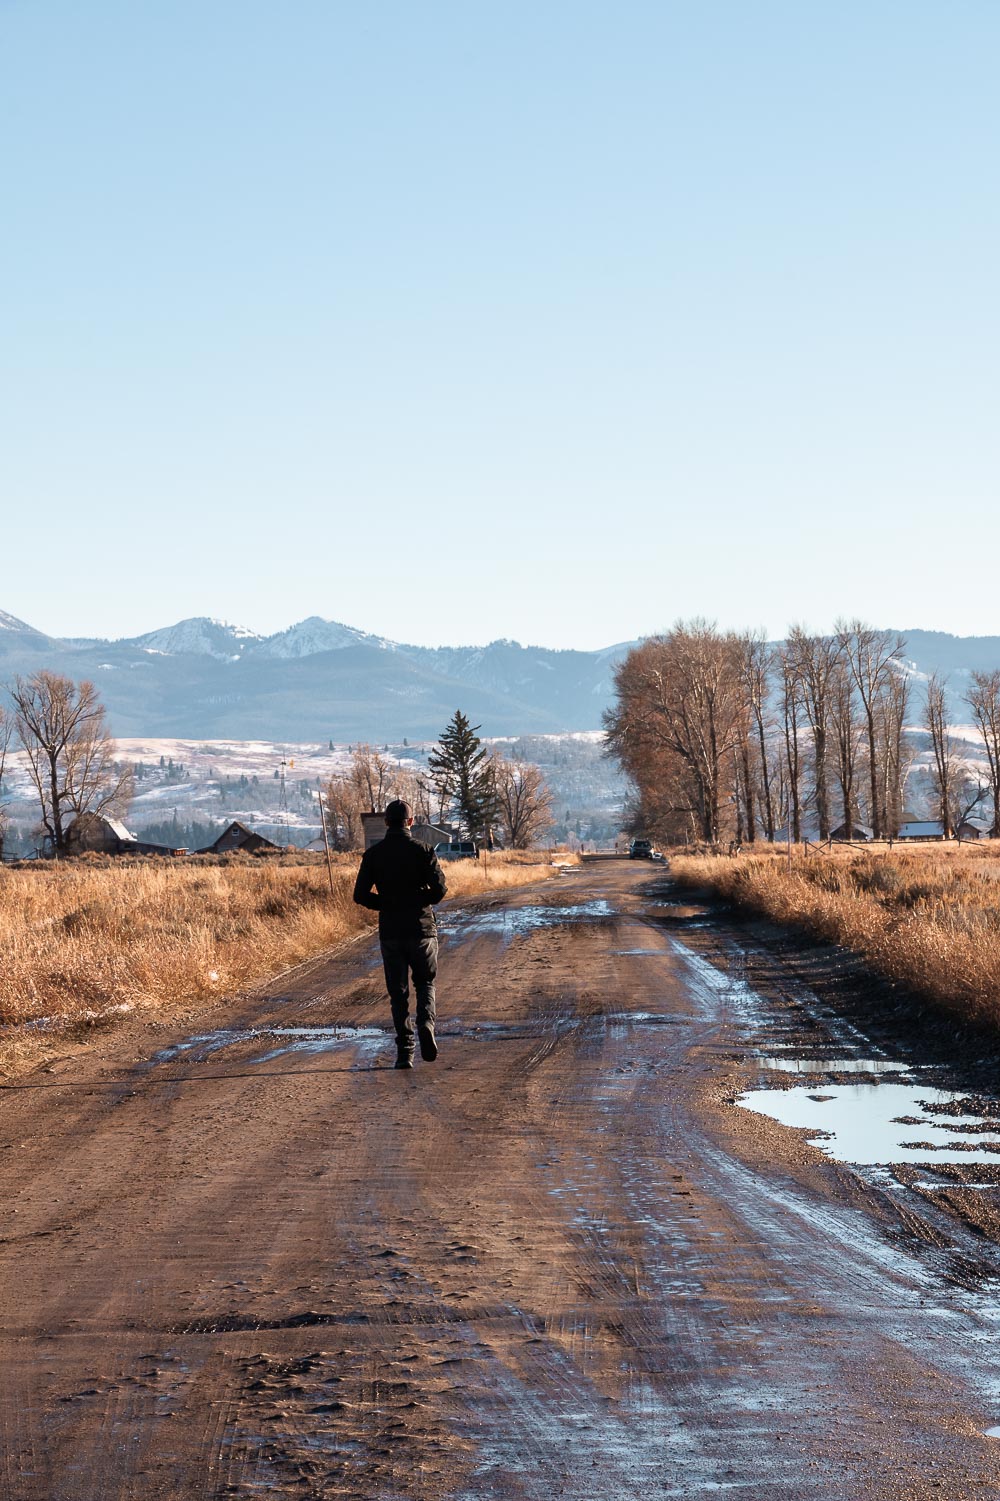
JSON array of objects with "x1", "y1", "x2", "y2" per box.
[
  {"x1": 394, "y1": 1041, "x2": 414, "y2": 1069},
  {"x1": 417, "y1": 1024, "x2": 438, "y2": 1063}
]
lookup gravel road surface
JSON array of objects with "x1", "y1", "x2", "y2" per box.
[{"x1": 3, "y1": 862, "x2": 1000, "y2": 1498}]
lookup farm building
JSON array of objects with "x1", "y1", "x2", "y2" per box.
[
  {"x1": 955, "y1": 818, "x2": 991, "y2": 840},
  {"x1": 897, "y1": 820, "x2": 946, "y2": 841},
  {"x1": 196, "y1": 821, "x2": 284, "y2": 855},
  {"x1": 61, "y1": 814, "x2": 183, "y2": 857},
  {"x1": 65, "y1": 814, "x2": 138, "y2": 855},
  {"x1": 830, "y1": 822, "x2": 874, "y2": 842},
  {"x1": 411, "y1": 821, "x2": 454, "y2": 849},
  {"x1": 360, "y1": 812, "x2": 389, "y2": 850}
]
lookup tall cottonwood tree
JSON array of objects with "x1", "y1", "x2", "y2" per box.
[
  {"x1": 924, "y1": 674, "x2": 958, "y2": 837},
  {"x1": 490, "y1": 753, "x2": 553, "y2": 848},
  {"x1": 0, "y1": 706, "x2": 10, "y2": 857},
  {"x1": 966, "y1": 671, "x2": 1000, "y2": 837},
  {"x1": 876, "y1": 665, "x2": 911, "y2": 838},
  {"x1": 10, "y1": 671, "x2": 133, "y2": 855},
  {"x1": 838, "y1": 621, "x2": 906, "y2": 839},
  {"x1": 604, "y1": 622, "x2": 743, "y2": 844},
  {"x1": 787, "y1": 627, "x2": 842, "y2": 840},
  {"x1": 738, "y1": 632, "x2": 775, "y2": 842},
  {"x1": 829, "y1": 657, "x2": 862, "y2": 833},
  {"x1": 778, "y1": 644, "x2": 805, "y2": 842}
]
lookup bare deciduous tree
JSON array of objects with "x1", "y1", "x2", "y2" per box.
[
  {"x1": 877, "y1": 664, "x2": 911, "y2": 838},
  {"x1": 778, "y1": 645, "x2": 804, "y2": 842},
  {"x1": 738, "y1": 632, "x2": 775, "y2": 841},
  {"x1": 323, "y1": 744, "x2": 428, "y2": 850},
  {"x1": 838, "y1": 621, "x2": 906, "y2": 840},
  {"x1": 0, "y1": 705, "x2": 11, "y2": 858},
  {"x1": 604, "y1": 622, "x2": 743, "y2": 844},
  {"x1": 924, "y1": 674, "x2": 957, "y2": 837},
  {"x1": 966, "y1": 670, "x2": 1000, "y2": 838},
  {"x1": 10, "y1": 672, "x2": 133, "y2": 855},
  {"x1": 787, "y1": 626, "x2": 842, "y2": 840},
  {"x1": 491, "y1": 754, "x2": 553, "y2": 848},
  {"x1": 830, "y1": 657, "x2": 862, "y2": 834}
]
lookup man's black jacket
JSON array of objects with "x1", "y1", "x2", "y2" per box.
[{"x1": 353, "y1": 827, "x2": 448, "y2": 938}]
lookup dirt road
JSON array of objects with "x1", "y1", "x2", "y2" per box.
[{"x1": 4, "y1": 863, "x2": 1000, "y2": 1499}]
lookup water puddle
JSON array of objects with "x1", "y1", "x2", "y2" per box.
[
  {"x1": 755, "y1": 1056, "x2": 915, "y2": 1076},
  {"x1": 449, "y1": 899, "x2": 615, "y2": 942},
  {"x1": 984, "y1": 1426, "x2": 1000, "y2": 1438},
  {"x1": 152, "y1": 1024, "x2": 387, "y2": 1066},
  {"x1": 738, "y1": 1082, "x2": 1000, "y2": 1166}
]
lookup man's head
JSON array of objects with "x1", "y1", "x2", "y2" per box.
[{"x1": 384, "y1": 799, "x2": 413, "y2": 829}]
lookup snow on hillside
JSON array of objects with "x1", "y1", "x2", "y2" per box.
[
  {"x1": 261, "y1": 617, "x2": 392, "y2": 658},
  {"x1": 131, "y1": 618, "x2": 263, "y2": 660},
  {"x1": 0, "y1": 609, "x2": 45, "y2": 635}
]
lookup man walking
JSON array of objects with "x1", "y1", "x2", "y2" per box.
[{"x1": 353, "y1": 800, "x2": 448, "y2": 1069}]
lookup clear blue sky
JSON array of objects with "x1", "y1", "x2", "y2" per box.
[{"x1": 3, "y1": 1, "x2": 998, "y2": 649}]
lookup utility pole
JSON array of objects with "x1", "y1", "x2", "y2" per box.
[{"x1": 317, "y1": 788, "x2": 337, "y2": 900}]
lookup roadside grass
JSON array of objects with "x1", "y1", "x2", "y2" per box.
[
  {"x1": 670, "y1": 843, "x2": 1000, "y2": 1035},
  {"x1": 0, "y1": 850, "x2": 573, "y2": 1071}
]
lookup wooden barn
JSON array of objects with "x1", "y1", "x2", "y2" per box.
[
  {"x1": 411, "y1": 821, "x2": 454, "y2": 849},
  {"x1": 196, "y1": 821, "x2": 284, "y2": 855},
  {"x1": 65, "y1": 814, "x2": 139, "y2": 855},
  {"x1": 830, "y1": 822, "x2": 874, "y2": 842},
  {"x1": 897, "y1": 820, "x2": 946, "y2": 841}
]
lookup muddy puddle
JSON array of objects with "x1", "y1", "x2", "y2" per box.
[
  {"x1": 754, "y1": 1056, "x2": 915, "y2": 1076},
  {"x1": 447, "y1": 899, "x2": 615, "y2": 943},
  {"x1": 739, "y1": 1081, "x2": 1000, "y2": 1166},
  {"x1": 152, "y1": 1024, "x2": 388, "y2": 1067},
  {"x1": 663, "y1": 928, "x2": 1000, "y2": 1171}
]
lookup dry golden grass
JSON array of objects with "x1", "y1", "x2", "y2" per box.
[
  {"x1": 0, "y1": 850, "x2": 573, "y2": 1070},
  {"x1": 670, "y1": 843, "x2": 1000, "y2": 1034}
]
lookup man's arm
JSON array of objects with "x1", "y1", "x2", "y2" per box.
[
  {"x1": 422, "y1": 848, "x2": 447, "y2": 906},
  {"x1": 352, "y1": 851, "x2": 380, "y2": 910}
]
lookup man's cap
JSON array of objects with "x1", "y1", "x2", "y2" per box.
[{"x1": 384, "y1": 799, "x2": 411, "y2": 826}]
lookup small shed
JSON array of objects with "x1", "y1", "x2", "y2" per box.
[
  {"x1": 830, "y1": 823, "x2": 874, "y2": 842},
  {"x1": 361, "y1": 811, "x2": 387, "y2": 850},
  {"x1": 956, "y1": 818, "x2": 991, "y2": 841},
  {"x1": 897, "y1": 820, "x2": 946, "y2": 841},
  {"x1": 196, "y1": 821, "x2": 283, "y2": 855},
  {"x1": 65, "y1": 813, "x2": 138, "y2": 855},
  {"x1": 411, "y1": 821, "x2": 454, "y2": 850}
]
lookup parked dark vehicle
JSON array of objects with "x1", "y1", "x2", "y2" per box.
[
  {"x1": 629, "y1": 838, "x2": 654, "y2": 859},
  {"x1": 434, "y1": 840, "x2": 480, "y2": 861}
]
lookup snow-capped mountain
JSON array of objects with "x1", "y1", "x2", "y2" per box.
[
  {"x1": 2, "y1": 610, "x2": 999, "y2": 741},
  {"x1": 0, "y1": 609, "x2": 52, "y2": 640},
  {"x1": 130, "y1": 617, "x2": 264, "y2": 660},
  {"x1": 259, "y1": 617, "x2": 393, "y2": 658},
  {"x1": 0, "y1": 609, "x2": 633, "y2": 738}
]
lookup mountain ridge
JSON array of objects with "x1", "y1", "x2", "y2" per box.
[
  {"x1": 2, "y1": 611, "x2": 999, "y2": 740},
  {"x1": 0, "y1": 610, "x2": 636, "y2": 739}
]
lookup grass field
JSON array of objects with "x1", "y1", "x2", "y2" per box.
[
  {"x1": 0, "y1": 850, "x2": 571, "y2": 1072},
  {"x1": 670, "y1": 842, "x2": 1000, "y2": 1037}
]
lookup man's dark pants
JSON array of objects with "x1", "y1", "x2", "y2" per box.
[{"x1": 379, "y1": 933, "x2": 438, "y2": 1048}]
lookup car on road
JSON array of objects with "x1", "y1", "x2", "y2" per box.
[
  {"x1": 629, "y1": 838, "x2": 654, "y2": 859},
  {"x1": 434, "y1": 840, "x2": 480, "y2": 860}
]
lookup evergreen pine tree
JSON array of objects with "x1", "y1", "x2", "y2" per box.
[{"x1": 428, "y1": 711, "x2": 499, "y2": 839}]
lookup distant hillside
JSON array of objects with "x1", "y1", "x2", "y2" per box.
[
  {"x1": 2, "y1": 613, "x2": 998, "y2": 738},
  {"x1": 0, "y1": 612, "x2": 634, "y2": 739}
]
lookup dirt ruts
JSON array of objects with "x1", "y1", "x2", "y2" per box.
[{"x1": 2, "y1": 865, "x2": 1000, "y2": 1498}]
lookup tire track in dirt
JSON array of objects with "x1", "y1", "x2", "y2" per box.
[{"x1": 3, "y1": 869, "x2": 1000, "y2": 1496}]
